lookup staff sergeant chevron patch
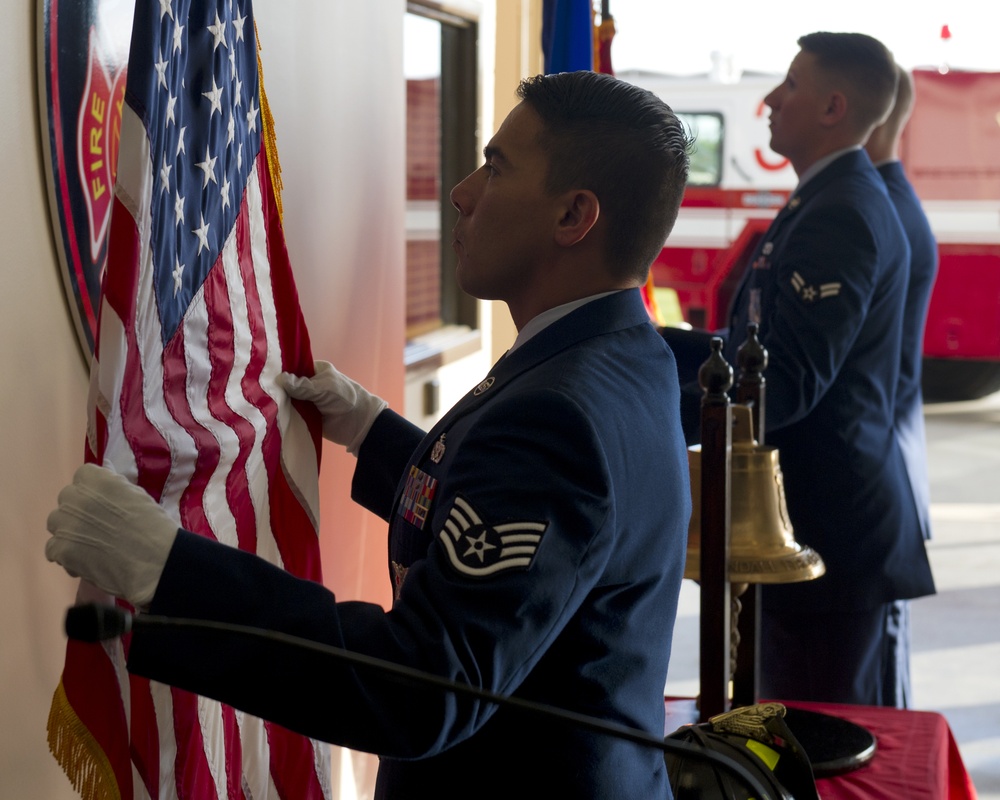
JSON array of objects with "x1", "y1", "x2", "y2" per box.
[{"x1": 438, "y1": 496, "x2": 548, "y2": 577}]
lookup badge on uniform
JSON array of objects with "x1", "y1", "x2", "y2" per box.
[
  {"x1": 791, "y1": 271, "x2": 841, "y2": 303},
  {"x1": 399, "y1": 465, "x2": 438, "y2": 530},
  {"x1": 752, "y1": 242, "x2": 773, "y2": 271},
  {"x1": 437, "y1": 495, "x2": 548, "y2": 578},
  {"x1": 391, "y1": 560, "x2": 410, "y2": 600},
  {"x1": 430, "y1": 434, "x2": 446, "y2": 464}
]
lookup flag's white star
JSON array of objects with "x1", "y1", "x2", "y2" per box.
[
  {"x1": 195, "y1": 146, "x2": 218, "y2": 188},
  {"x1": 154, "y1": 53, "x2": 169, "y2": 89},
  {"x1": 159, "y1": 155, "x2": 172, "y2": 192},
  {"x1": 220, "y1": 176, "x2": 231, "y2": 210},
  {"x1": 233, "y1": 76, "x2": 243, "y2": 109},
  {"x1": 247, "y1": 99, "x2": 259, "y2": 133},
  {"x1": 208, "y1": 12, "x2": 228, "y2": 51},
  {"x1": 226, "y1": 113, "x2": 235, "y2": 146},
  {"x1": 173, "y1": 22, "x2": 184, "y2": 54},
  {"x1": 174, "y1": 191, "x2": 185, "y2": 225},
  {"x1": 172, "y1": 258, "x2": 185, "y2": 297},
  {"x1": 176, "y1": 126, "x2": 187, "y2": 156},
  {"x1": 232, "y1": 8, "x2": 247, "y2": 42},
  {"x1": 229, "y1": 47, "x2": 238, "y2": 80},
  {"x1": 193, "y1": 214, "x2": 211, "y2": 254},
  {"x1": 158, "y1": 0, "x2": 173, "y2": 21},
  {"x1": 165, "y1": 94, "x2": 177, "y2": 125},
  {"x1": 202, "y1": 78, "x2": 224, "y2": 117},
  {"x1": 237, "y1": 142, "x2": 243, "y2": 171}
]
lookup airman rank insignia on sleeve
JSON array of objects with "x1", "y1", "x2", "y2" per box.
[
  {"x1": 438, "y1": 496, "x2": 548, "y2": 577},
  {"x1": 399, "y1": 465, "x2": 438, "y2": 530},
  {"x1": 791, "y1": 271, "x2": 841, "y2": 303}
]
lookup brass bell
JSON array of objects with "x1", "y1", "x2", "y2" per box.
[{"x1": 686, "y1": 406, "x2": 825, "y2": 584}]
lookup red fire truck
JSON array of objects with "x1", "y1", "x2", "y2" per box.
[{"x1": 621, "y1": 68, "x2": 1000, "y2": 401}]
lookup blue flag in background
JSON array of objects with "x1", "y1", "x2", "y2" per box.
[{"x1": 542, "y1": 0, "x2": 593, "y2": 74}]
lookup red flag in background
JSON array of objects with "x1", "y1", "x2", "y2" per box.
[
  {"x1": 46, "y1": 0, "x2": 331, "y2": 797},
  {"x1": 595, "y1": 6, "x2": 615, "y2": 75}
]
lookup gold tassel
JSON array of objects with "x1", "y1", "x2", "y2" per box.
[
  {"x1": 47, "y1": 677, "x2": 122, "y2": 800},
  {"x1": 255, "y1": 20, "x2": 284, "y2": 222}
]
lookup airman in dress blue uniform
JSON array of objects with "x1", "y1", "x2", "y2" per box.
[{"x1": 726, "y1": 34, "x2": 935, "y2": 708}]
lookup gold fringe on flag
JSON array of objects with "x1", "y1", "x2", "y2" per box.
[
  {"x1": 255, "y1": 21, "x2": 284, "y2": 222},
  {"x1": 47, "y1": 676, "x2": 122, "y2": 800}
]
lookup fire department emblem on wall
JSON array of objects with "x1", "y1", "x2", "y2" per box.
[{"x1": 38, "y1": 0, "x2": 134, "y2": 358}]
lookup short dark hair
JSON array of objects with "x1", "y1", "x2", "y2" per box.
[
  {"x1": 797, "y1": 32, "x2": 898, "y2": 136},
  {"x1": 516, "y1": 71, "x2": 691, "y2": 282}
]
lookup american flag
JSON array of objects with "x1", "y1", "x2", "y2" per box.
[{"x1": 47, "y1": 1, "x2": 332, "y2": 797}]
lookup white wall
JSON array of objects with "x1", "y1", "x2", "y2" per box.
[{"x1": 1, "y1": 1, "x2": 93, "y2": 795}]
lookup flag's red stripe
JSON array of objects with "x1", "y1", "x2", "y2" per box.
[
  {"x1": 161, "y1": 321, "x2": 218, "y2": 537},
  {"x1": 254, "y1": 153, "x2": 323, "y2": 580},
  {"x1": 268, "y1": 455, "x2": 323, "y2": 580},
  {"x1": 266, "y1": 721, "x2": 327, "y2": 800},
  {"x1": 128, "y1": 675, "x2": 162, "y2": 799},
  {"x1": 104, "y1": 198, "x2": 171, "y2": 500},
  {"x1": 233, "y1": 181, "x2": 282, "y2": 557},
  {"x1": 207, "y1": 201, "x2": 262, "y2": 555},
  {"x1": 257, "y1": 152, "x2": 317, "y2": 379},
  {"x1": 171, "y1": 688, "x2": 221, "y2": 800},
  {"x1": 220, "y1": 704, "x2": 247, "y2": 800},
  {"x1": 62, "y1": 640, "x2": 134, "y2": 797}
]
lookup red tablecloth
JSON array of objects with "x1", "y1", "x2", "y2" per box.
[
  {"x1": 664, "y1": 698, "x2": 978, "y2": 800},
  {"x1": 785, "y1": 701, "x2": 978, "y2": 800}
]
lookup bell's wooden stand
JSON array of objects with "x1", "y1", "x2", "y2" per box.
[
  {"x1": 696, "y1": 336, "x2": 733, "y2": 721},
  {"x1": 696, "y1": 324, "x2": 767, "y2": 721},
  {"x1": 732, "y1": 325, "x2": 767, "y2": 708}
]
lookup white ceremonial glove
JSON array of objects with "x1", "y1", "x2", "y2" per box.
[
  {"x1": 45, "y1": 464, "x2": 178, "y2": 608},
  {"x1": 279, "y1": 360, "x2": 387, "y2": 454}
]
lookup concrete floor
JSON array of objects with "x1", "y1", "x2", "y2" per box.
[{"x1": 664, "y1": 391, "x2": 1000, "y2": 797}]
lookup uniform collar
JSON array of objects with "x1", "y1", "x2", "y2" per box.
[
  {"x1": 510, "y1": 290, "x2": 623, "y2": 354},
  {"x1": 794, "y1": 145, "x2": 862, "y2": 194}
]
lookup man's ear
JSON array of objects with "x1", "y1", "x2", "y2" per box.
[
  {"x1": 554, "y1": 189, "x2": 600, "y2": 247},
  {"x1": 820, "y1": 90, "x2": 849, "y2": 128}
]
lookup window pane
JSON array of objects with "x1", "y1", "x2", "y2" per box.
[
  {"x1": 405, "y1": 13, "x2": 443, "y2": 335},
  {"x1": 678, "y1": 112, "x2": 723, "y2": 187}
]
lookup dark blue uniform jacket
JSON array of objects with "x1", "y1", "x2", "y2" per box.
[{"x1": 726, "y1": 150, "x2": 935, "y2": 613}]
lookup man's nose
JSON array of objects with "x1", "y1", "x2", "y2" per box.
[{"x1": 450, "y1": 170, "x2": 478, "y2": 215}]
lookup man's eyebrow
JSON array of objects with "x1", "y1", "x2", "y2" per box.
[{"x1": 483, "y1": 144, "x2": 509, "y2": 165}]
